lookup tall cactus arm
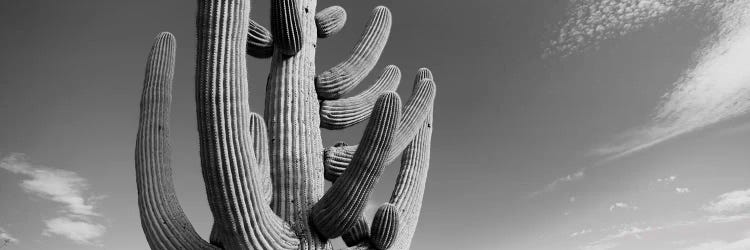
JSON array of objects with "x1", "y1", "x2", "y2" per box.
[
  {"x1": 370, "y1": 203, "x2": 399, "y2": 250},
  {"x1": 310, "y1": 93, "x2": 402, "y2": 239},
  {"x1": 247, "y1": 19, "x2": 274, "y2": 58},
  {"x1": 195, "y1": 0, "x2": 298, "y2": 249},
  {"x1": 341, "y1": 216, "x2": 370, "y2": 247},
  {"x1": 248, "y1": 113, "x2": 273, "y2": 204},
  {"x1": 323, "y1": 70, "x2": 436, "y2": 181},
  {"x1": 135, "y1": 32, "x2": 219, "y2": 250},
  {"x1": 315, "y1": 6, "x2": 392, "y2": 100},
  {"x1": 316, "y1": 6, "x2": 347, "y2": 38},
  {"x1": 341, "y1": 114, "x2": 434, "y2": 250},
  {"x1": 387, "y1": 113, "x2": 433, "y2": 250},
  {"x1": 320, "y1": 65, "x2": 401, "y2": 130},
  {"x1": 271, "y1": 0, "x2": 303, "y2": 56}
]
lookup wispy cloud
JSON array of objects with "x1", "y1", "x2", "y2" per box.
[
  {"x1": 657, "y1": 176, "x2": 678, "y2": 184},
  {"x1": 676, "y1": 187, "x2": 691, "y2": 193},
  {"x1": 0, "y1": 227, "x2": 19, "y2": 244},
  {"x1": 609, "y1": 202, "x2": 639, "y2": 212},
  {"x1": 578, "y1": 189, "x2": 750, "y2": 249},
  {"x1": 42, "y1": 218, "x2": 106, "y2": 246},
  {"x1": 681, "y1": 231, "x2": 750, "y2": 250},
  {"x1": 703, "y1": 188, "x2": 750, "y2": 214},
  {"x1": 0, "y1": 153, "x2": 106, "y2": 245},
  {"x1": 529, "y1": 170, "x2": 585, "y2": 197},
  {"x1": 548, "y1": 0, "x2": 729, "y2": 57},
  {"x1": 570, "y1": 229, "x2": 593, "y2": 238},
  {"x1": 550, "y1": 1, "x2": 750, "y2": 163}
]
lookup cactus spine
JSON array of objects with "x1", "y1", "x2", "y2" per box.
[{"x1": 135, "y1": 0, "x2": 436, "y2": 249}]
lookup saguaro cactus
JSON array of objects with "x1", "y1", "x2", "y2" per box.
[{"x1": 135, "y1": 0, "x2": 436, "y2": 249}]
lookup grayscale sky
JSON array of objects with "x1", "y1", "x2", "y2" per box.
[{"x1": 2, "y1": 0, "x2": 750, "y2": 250}]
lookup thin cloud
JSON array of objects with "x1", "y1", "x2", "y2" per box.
[
  {"x1": 570, "y1": 229, "x2": 593, "y2": 238},
  {"x1": 548, "y1": 0, "x2": 729, "y2": 57},
  {"x1": 676, "y1": 187, "x2": 691, "y2": 193},
  {"x1": 703, "y1": 188, "x2": 750, "y2": 214},
  {"x1": 609, "y1": 202, "x2": 639, "y2": 212},
  {"x1": 529, "y1": 170, "x2": 585, "y2": 197},
  {"x1": 657, "y1": 176, "x2": 678, "y2": 184},
  {"x1": 0, "y1": 227, "x2": 19, "y2": 244},
  {"x1": 42, "y1": 218, "x2": 105, "y2": 246},
  {"x1": 0, "y1": 153, "x2": 106, "y2": 245},
  {"x1": 578, "y1": 191, "x2": 750, "y2": 249},
  {"x1": 706, "y1": 213, "x2": 750, "y2": 223},
  {"x1": 551, "y1": 1, "x2": 750, "y2": 163},
  {"x1": 681, "y1": 231, "x2": 750, "y2": 250}
]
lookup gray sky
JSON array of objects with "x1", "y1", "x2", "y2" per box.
[{"x1": 2, "y1": 0, "x2": 750, "y2": 249}]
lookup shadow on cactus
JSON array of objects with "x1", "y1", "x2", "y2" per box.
[{"x1": 135, "y1": 0, "x2": 436, "y2": 249}]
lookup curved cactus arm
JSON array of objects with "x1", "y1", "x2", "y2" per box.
[
  {"x1": 387, "y1": 113, "x2": 433, "y2": 250},
  {"x1": 323, "y1": 69, "x2": 436, "y2": 181},
  {"x1": 195, "y1": 1, "x2": 298, "y2": 249},
  {"x1": 310, "y1": 93, "x2": 402, "y2": 239},
  {"x1": 248, "y1": 113, "x2": 273, "y2": 204},
  {"x1": 370, "y1": 203, "x2": 399, "y2": 250},
  {"x1": 316, "y1": 6, "x2": 392, "y2": 100},
  {"x1": 271, "y1": 0, "x2": 303, "y2": 56},
  {"x1": 320, "y1": 65, "x2": 401, "y2": 130},
  {"x1": 341, "y1": 216, "x2": 370, "y2": 247},
  {"x1": 316, "y1": 5, "x2": 347, "y2": 38},
  {"x1": 247, "y1": 19, "x2": 274, "y2": 58},
  {"x1": 136, "y1": 32, "x2": 219, "y2": 250}
]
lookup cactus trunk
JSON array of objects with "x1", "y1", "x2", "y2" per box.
[
  {"x1": 134, "y1": 0, "x2": 437, "y2": 249},
  {"x1": 265, "y1": 0, "x2": 329, "y2": 248}
]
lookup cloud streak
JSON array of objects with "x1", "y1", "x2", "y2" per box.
[
  {"x1": 609, "y1": 202, "x2": 639, "y2": 212},
  {"x1": 0, "y1": 227, "x2": 19, "y2": 244},
  {"x1": 703, "y1": 188, "x2": 750, "y2": 214},
  {"x1": 529, "y1": 170, "x2": 585, "y2": 197},
  {"x1": 0, "y1": 153, "x2": 106, "y2": 245},
  {"x1": 550, "y1": 0, "x2": 750, "y2": 163}
]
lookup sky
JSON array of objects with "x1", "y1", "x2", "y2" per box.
[{"x1": 2, "y1": 0, "x2": 750, "y2": 249}]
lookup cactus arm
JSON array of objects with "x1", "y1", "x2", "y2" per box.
[
  {"x1": 316, "y1": 6, "x2": 347, "y2": 38},
  {"x1": 370, "y1": 203, "x2": 399, "y2": 250},
  {"x1": 323, "y1": 70, "x2": 436, "y2": 181},
  {"x1": 195, "y1": 1, "x2": 298, "y2": 249},
  {"x1": 342, "y1": 243, "x2": 375, "y2": 250},
  {"x1": 310, "y1": 93, "x2": 402, "y2": 239},
  {"x1": 324, "y1": 141, "x2": 349, "y2": 181},
  {"x1": 315, "y1": 6, "x2": 392, "y2": 100},
  {"x1": 341, "y1": 216, "x2": 370, "y2": 247},
  {"x1": 135, "y1": 32, "x2": 219, "y2": 250},
  {"x1": 271, "y1": 0, "x2": 303, "y2": 56},
  {"x1": 247, "y1": 19, "x2": 274, "y2": 58},
  {"x1": 320, "y1": 65, "x2": 401, "y2": 130},
  {"x1": 387, "y1": 113, "x2": 433, "y2": 250},
  {"x1": 248, "y1": 113, "x2": 273, "y2": 204}
]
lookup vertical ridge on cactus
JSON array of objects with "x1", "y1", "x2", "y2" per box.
[
  {"x1": 315, "y1": 6, "x2": 392, "y2": 100},
  {"x1": 134, "y1": 0, "x2": 436, "y2": 249}
]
